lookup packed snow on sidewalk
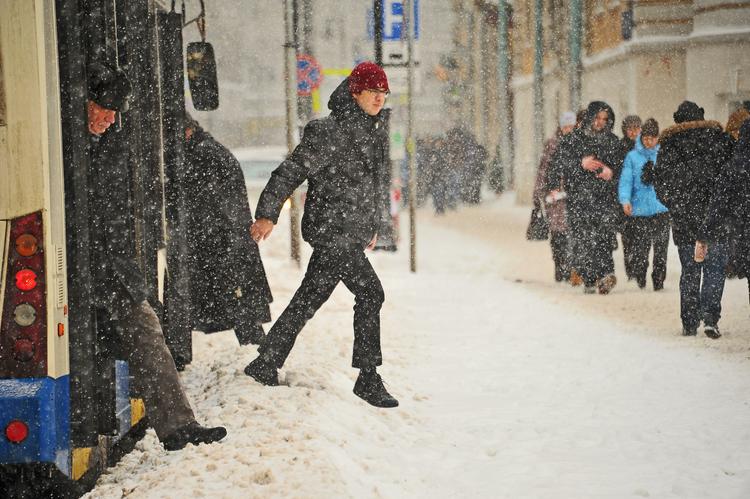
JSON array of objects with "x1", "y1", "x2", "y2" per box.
[{"x1": 85, "y1": 194, "x2": 750, "y2": 499}]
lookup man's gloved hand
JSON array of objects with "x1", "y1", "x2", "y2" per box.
[{"x1": 641, "y1": 160, "x2": 655, "y2": 185}]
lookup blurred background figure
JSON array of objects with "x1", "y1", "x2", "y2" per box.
[{"x1": 533, "y1": 111, "x2": 576, "y2": 282}]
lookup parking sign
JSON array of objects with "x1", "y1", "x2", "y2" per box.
[{"x1": 368, "y1": 0, "x2": 419, "y2": 41}]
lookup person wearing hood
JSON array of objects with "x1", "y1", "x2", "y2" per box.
[
  {"x1": 243, "y1": 62, "x2": 398, "y2": 408},
  {"x1": 183, "y1": 116, "x2": 273, "y2": 347},
  {"x1": 548, "y1": 101, "x2": 626, "y2": 294},
  {"x1": 618, "y1": 119, "x2": 669, "y2": 291},
  {"x1": 86, "y1": 63, "x2": 226, "y2": 451},
  {"x1": 652, "y1": 100, "x2": 734, "y2": 338}
]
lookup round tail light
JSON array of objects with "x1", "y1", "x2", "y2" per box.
[
  {"x1": 15, "y1": 234, "x2": 39, "y2": 257},
  {"x1": 5, "y1": 420, "x2": 29, "y2": 444},
  {"x1": 15, "y1": 269, "x2": 38, "y2": 291},
  {"x1": 13, "y1": 303, "x2": 37, "y2": 327},
  {"x1": 13, "y1": 339, "x2": 35, "y2": 362}
]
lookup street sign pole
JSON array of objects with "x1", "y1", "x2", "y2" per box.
[
  {"x1": 405, "y1": 0, "x2": 416, "y2": 273},
  {"x1": 283, "y1": 0, "x2": 301, "y2": 266}
]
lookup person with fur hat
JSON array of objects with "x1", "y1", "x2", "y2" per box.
[
  {"x1": 548, "y1": 101, "x2": 627, "y2": 294},
  {"x1": 244, "y1": 61, "x2": 398, "y2": 408},
  {"x1": 86, "y1": 63, "x2": 227, "y2": 450},
  {"x1": 652, "y1": 100, "x2": 734, "y2": 338}
]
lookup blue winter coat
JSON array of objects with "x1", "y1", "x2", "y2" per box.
[{"x1": 618, "y1": 136, "x2": 668, "y2": 217}]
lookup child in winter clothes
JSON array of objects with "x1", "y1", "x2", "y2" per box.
[{"x1": 618, "y1": 118, "x2": 670, "y2": 290}]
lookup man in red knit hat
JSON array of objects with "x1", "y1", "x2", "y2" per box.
[{"x1": 244, "y1": 62, "x2": 398, "y2": 408}]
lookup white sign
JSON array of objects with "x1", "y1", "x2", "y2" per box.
[{"x1": 384, "y1": 66, "x2": 422, "y2": 95}]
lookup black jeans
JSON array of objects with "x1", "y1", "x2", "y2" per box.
[
  {"x1": 629, "y1": 213, "x2": 670, "y2": 288},
  {"x1": 259, "y1": 245, "x2": 384, "y2": 369},
  {"x1": 677, "y1": 242, "x2": 728, "y2": 329}
]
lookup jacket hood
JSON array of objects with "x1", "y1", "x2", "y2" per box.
[
  {"x1": 328, "y1": 78, "x2": 362, "y2": 118},
  {"x1": 583, "y1": 101, "x2": 615, "y2": 134},
  {"x1": 659, "y1": 120, "x2": 724, "y2": 142},
  {"x1": 634, "y1": 134, "x2": 659, "y2": 161}
]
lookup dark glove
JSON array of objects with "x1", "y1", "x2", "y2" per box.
[{"x1": 641, "y1": 160, "x2": 654, "y2": 185}]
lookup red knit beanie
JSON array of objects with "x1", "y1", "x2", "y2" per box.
[{"x1": 348, "y1": 61, "x2": 389, "y2": 94}]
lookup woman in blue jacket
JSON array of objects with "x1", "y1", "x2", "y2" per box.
[{"x1": 618, "y1": 119, "x2": 670, "y2": 290}]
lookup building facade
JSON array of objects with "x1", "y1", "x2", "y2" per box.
[{"x1": 451, "y1": 0, "x2": 750, "y2": 203}]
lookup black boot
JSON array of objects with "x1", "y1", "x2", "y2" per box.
[
  {"x1": 244, "y1": 356, "x2": 279, "y2": 386},
  {"x1": 235, "y1": 322, "x2": 266, "y2": 346},
  {"x1": 162, "y1": 422, "x2": 227, "y2": 451},
  {"x1": 353, "y1": 368, "x2": 399, "y2": 408}
]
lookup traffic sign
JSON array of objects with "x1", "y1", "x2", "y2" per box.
[
  {"x1": 368, "y1": 0, "x2": 419, "y2": 41},
  {"x1": 296, "y1": 54, "x2": 323, "y2": 96}
]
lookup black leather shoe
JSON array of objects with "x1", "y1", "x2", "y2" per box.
[
  {"x1": 244, "y1": 357, "x2": 279, "y2": 386},
  {"x1": 353, "y1": 371, "x2": 399, "y2": 408},
  {"x1": 162, "y1": 422, "x2": 227, "y2": 451},
  {"x1": 704, "y1": 325, "x2": 721, "y2": 339},
  {"x1": 682, "y1": 326, "x2": 698, "y2": 336}
]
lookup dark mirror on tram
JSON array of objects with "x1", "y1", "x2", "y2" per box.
[{"x1": 186, "y1": 41, "x2": 218, "y2": 110}]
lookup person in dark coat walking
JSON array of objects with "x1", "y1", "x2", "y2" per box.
[
  {"x1": 183, "y1": 117, "x2": 273, "y2": 346},
  {"x1": 618, "y1": 118, "x2": 670, "y2": 291},
  {"x1": 697, "y1": 118, "x2": 750, "y2": 305},
  {"x1": 243, "y1": 62, "x2": 398, "y2": 408},
  {"x1": 86, "y1": 63, "x2": 226, "y2": 450},
  {"x1": 652, "y1": 100, "x2": 734, "y2": 338},
  {"x1": 548, "y1": 101, "x2": 626, "y2": 294}
]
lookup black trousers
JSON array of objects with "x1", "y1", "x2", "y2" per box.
[
  {"x1": 259, "y1": 245, "x2": 384, "y2": 369},
  {"x1": 629, "y1": 213, "x2": 670, "y2": 288}
]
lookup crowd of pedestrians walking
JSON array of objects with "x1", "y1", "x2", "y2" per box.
[{"x1": 534, "y1": 99, "x2": 750, "y2": 339}]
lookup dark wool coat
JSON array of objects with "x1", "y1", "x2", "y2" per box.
[
  {"x1": 184, "y1": 128, "x2": 273, "y2": 333},
  {"x1": 653, "y1": 119, "x2": 734, "y2": 246},
  {"x1": 547, "y1": 101, "x2": 626, "y2": 229},
  {"x1": 700, "y1": 119, "x2": 750, "y2": 278},
  {"x1": 88, "y1": 129, "x2": 148, "y2": 319},
  {"x1": 256, "y1": 79, "x2": 391, "y2": 249}
]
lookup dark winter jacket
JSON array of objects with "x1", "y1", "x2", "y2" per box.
[
  {"x1": 548, "y1": 101, "x2": 626, "y2": 228},
  {"x1": 653, "y1": 119, "x2": 734, "y2": 245},
  {"x1": 184, "y1": 128, "x2": 273, "y2": 333},
  {"x1": 256, "y1": 78, "x2": 391, "y2": 249},
  {"x1": 699, "y1": 119, "x2": 750, "y2": 277},
  {"x1": 88, "y1": 128, "x2": 148, "y2": 319}
]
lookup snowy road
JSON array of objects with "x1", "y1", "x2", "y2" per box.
[{"x1": 86, "y1": 195, "x2": 750, "y2": 499}]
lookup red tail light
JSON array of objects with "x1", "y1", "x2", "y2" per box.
[
  {"x1": 15, "y1": 269, "x2": 38, "y2": 291},
  {"x1": 5, "y1": 420, "x2": 29, "y2": 443},
  {"x1": 1, "y1": 211, "x2": 47, "y2": 378}
]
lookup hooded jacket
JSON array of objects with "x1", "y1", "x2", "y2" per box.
[
  {"x1": 653, "y1": 119, "x2": 733, "y2": 245},
  {"x1": 256, "y1": 78, "x2": 390, "y2": 249},
  {"x1": 548, "y1": 101, "x2": 626, "y2": 227},
  {"x1": 618, "y1": 136, "x2": 668, "y2": 217}
]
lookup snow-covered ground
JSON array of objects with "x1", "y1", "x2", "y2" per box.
[{"x1": 85, "y1": 194, "x2": 750, "y2": 499}]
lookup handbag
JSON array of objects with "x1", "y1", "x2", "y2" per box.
[{"x1": 526, "y1": 204, "x2": 549, "y2": 241}]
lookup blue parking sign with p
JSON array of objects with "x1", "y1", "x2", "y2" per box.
[{"x1": 368, "y1": 0, "x2": 419, "y2": 41}]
